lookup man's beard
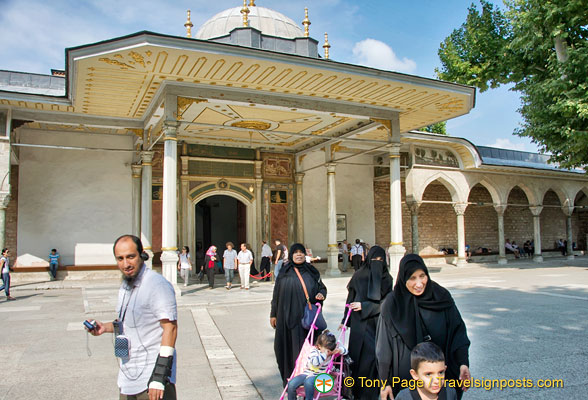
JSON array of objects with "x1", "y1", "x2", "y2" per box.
[{"x1": 122, "y1": 267, "x2": 141, "y2": 285}]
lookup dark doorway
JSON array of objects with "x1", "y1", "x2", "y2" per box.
[{"x1": 195, "y1": 195, "x2": 246, "y2": 267}]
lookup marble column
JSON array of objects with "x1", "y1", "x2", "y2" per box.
[
  {"x1": 0, "y1": 193, "x2": 10, "y2": 251},
  {"x1": 140, "y1": 151, "x2": 154, "y2": 268},
  {"x1": 529, "y1": 206, "x2": 543, "y2": 263},
  {"x1": 180, "y1": 156, "x2": 189, "y2": 248},
  {"x1": 326, "y1": 163, "x2": 340, "y2": 276},
  {"x1": 494, "y1": 205, "x2": 507, "y2": 265},
  {"x1": 387, "y1": 143, "x2": 405, "y2": 280},
  {"x1": 562, "y1": 205, "x2": 574, "y2": 260},
  {"x1": 454, "y1": 203, "x2": 468, "y2": 267},
  {"x1": 254, "y1": 157, "x2": 263, "y2": 259},
  {"x1": 160, "y1": 123, "x2": 179, "y2": 288},
  {"x1": 408, "y1": 201, "x2": 421, "y2": 254},
  {"x1": 131, "y1": 164, "x2": 142, "y2": 237},
  {"x1": 295, "y1": 172, "x2": 305, "y2": 244}
]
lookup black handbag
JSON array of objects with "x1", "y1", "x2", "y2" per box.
[{"x1": 294, "y1": 267, "x2": 327, "y2": 331}]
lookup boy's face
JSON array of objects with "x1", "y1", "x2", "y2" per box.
[
  {"x1": 227, "y1": 245, "x2": 232, "y2": 250},
  {"x1": 410, "y1": 361, "x2": 446, "y2": 396},
  {"x1": 51, "y1": 250, "x2": 56, "y2": 254}
]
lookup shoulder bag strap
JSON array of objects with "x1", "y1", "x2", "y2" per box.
[{"x1": 294, "y1": 267, "x2": 312, "y2": 310}]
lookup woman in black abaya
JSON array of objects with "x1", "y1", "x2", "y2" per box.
[
  {"x1": 376, "y1": 254, "x2": 471, "y2": 399},
  {"x1": 270, "y1": 243, "x2": 327, "y2": 386},
  {"x1": 340, "y1": 246, "x2": 392, "y2": 400}
]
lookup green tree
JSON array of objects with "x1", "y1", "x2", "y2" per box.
[
  {"x1": 419, "y1": 121, "x2": 448, "y2": 135},
  {"x1": 437, "y1": 0, "x2": 588, "y2": 169}
]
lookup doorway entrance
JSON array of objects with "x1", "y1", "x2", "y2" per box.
[{"x1": 195, "y1": 195, "x2": 246, "y2": 266}]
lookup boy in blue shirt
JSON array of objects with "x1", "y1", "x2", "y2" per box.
[{"x1": 48, "y1": 248, "x2": 60, "y2": 280}]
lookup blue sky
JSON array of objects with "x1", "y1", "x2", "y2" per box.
[{"x1": 0, "y1": 0, "x2": 536, "y2": 152}]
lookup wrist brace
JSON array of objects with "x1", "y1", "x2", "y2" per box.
[{"x1": 148, "y1": 346, "x2": 174, "y2": 391}]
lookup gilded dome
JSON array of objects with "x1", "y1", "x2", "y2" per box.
[{"x1": 195, "y1": 6, "x2": 304, "y2": 40}]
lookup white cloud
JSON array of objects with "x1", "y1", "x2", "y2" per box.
[
  {"x1": 488, "y1": 138, "x2": 528, "y2": 151},
  {"x1": 352, "y1": 38, "x2": 416, "y2": 73}
]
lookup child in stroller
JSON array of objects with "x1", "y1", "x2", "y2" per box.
[{"x1": 287, "y1": 330, "x2": 348, "y2": 399}]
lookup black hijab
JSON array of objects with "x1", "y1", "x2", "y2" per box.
[
  {"x1": 281, "y1": 243, "x2": 321, "y2": 281},
  {"x1": 278, "y1": 243, "x2": 322, "y2": 327},
  {"x1": 386, "y1": 254, "x2": 454, "y2": 349},
  {"x1": 359, "y1": 245, "x2": 392, "y2": 301}
]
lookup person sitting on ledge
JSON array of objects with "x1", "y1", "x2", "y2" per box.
[{"x1": 505, "y1": 239, "x2": 520, "y2": 258}]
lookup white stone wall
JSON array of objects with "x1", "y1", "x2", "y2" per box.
[
  {"x1": 16, "y1": 129, "x2": 133, "y2": 267},
  {"x1": 302, "y1": 151, "x2": 375, "y2": 258}
]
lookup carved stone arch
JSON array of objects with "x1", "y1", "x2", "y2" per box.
[
  {"x1": 505, "y1": 182, "x2": 538, "y2": 206},
  {"x1": 417, "y1": 172, "x2": 463, "y2": 203},
  {"x1": 187, "y1": 184, "x2": 257, "y2": 260},
  {"x1": 468, "y1": 178, "x2": 502, "y2": 206},
  {"x1": 539, "y1": 186, "x2": 569, "y2": 208}
]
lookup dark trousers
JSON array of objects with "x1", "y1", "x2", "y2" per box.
[
  {"x1": 352, "y1": 255, "x2": 362, "y2": 271},
  {"x1": 49, "y1": 263, "x2": 58, "y2": 279},
  {"x1": 120, "y1": 383, "x2": 176, "y2": 399},
  {"x1": 0, "y1": 272, "x2": 10, "y2": 296},
  {"x1": 260, "y1": 256, "x2": 271, "y2": 281},
  {"x1": 206, "y1": 267, "x2": 215, "y2": 288}
]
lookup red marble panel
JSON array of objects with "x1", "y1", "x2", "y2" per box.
[{"x1": 271, "y1": 203, "x2": 289, "y2": 246}]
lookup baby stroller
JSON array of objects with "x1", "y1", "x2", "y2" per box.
[{"x1": 280, "y1": 303, "x2": 353, "y2": 400}]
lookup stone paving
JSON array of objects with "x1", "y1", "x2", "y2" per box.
[{"x1": 1, "y1": 257, "x2": 587, "y2": 399}]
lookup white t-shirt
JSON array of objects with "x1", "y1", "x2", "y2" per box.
[
  {"x1": 1, "y1": 256, "x2": 9, "y2": 274},
  {"x1": 237, "y1": 249, "x2": 253, "y2": 264},
  {"x1": 179, "y1": 253, "x2": 191, "y2": 269},
  {"x1": 116, "y1": 266, "x2": 178, "y2": 395}
]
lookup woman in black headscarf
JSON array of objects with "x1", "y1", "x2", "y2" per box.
[
  {"x1": 341, "y1": 246, "x2": 393, "y2": 400},
  {"x1": 270, "y1": 243, "x2": 327, "y2": 386},
  {"x1": 376, "y1": 254, "x2": 471, "y2": 399}
]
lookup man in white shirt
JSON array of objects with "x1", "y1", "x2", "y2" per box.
[
  {"x1": 87, "y1": 235, "x2": 178, "y2": 399},
  {"x1": 260, "y1": 240, "x2": 273, "y2": 282},
  {"x1": 350, "y1": 238, "x2": 365, "y2": 271},
  {"x1": 237, "y1": 243, "x2": 254, "y2": 290}
]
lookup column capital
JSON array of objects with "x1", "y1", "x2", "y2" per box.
[
  {"x1": 529, "y1": 205, "x2": 543, "y2": 216},
  {"x1": 386, "y1": 143, "x2": 402, "y2": 155},
  {"x1": 295, "y1": 172, "x2": 305, "y2": 184},
  {"x1": 140, "y1": 151, "x2": 154, "y2": 164},
  {"x1": 561, "y1": 205, "x2": 574, "y2": 217},
  {"x1": 0, "y1": 192, "x2": 10, "y2": 209},
  {"x1": 407, "y1": 201, "x2": 421, "y2": 214},
  {"x1": 453, "y1": 203, "x2": 468, "y2": 216},
  {"x1": 131, "y1": 164, "x2": 142, "y2": 178},
  {"x1": 326, "y1": 163, "x2": 336, "y2": 173},
  {"x1": 493, "y1": 204, "x2": 507, "y2": 216},
  {"x1": 163, "y1": 125, "x2": 178, "y2": 141}
]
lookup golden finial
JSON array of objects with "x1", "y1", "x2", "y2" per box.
[
  {"x1": 302, "y1": 7, "x2": 311, "y2": 38},
  {"x1": 184, "y1": 10, "x2": 194, "y2": 38},
  {"x1": 241, "y1": 0, "x2": 250, "y2": 27},
  {"x1": 323, "y1": 32, "x2": 331, "y2": 59},
  {"x1": 248, "y1": 0, "x2": 256, "y2": 6}
]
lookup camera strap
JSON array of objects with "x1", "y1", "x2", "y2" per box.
[{"x1": 118, "y1": 286, "x2": 136, "y2": 325}]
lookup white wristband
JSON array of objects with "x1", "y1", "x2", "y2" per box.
[
  {"x1": 159, "y1": 346, "x2": 174, "y2": 357},
  {"x1": 148, "y1": 381, "x2": 165, "y2": 391}
]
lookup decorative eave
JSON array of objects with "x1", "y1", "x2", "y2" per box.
[{"x1": 401, "y1": 131, "x2": 482, "y2": 169}]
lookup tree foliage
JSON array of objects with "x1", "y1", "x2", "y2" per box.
[
  {"x1": 419, "y1": 121, "x2": 448, "y2": 135},
  {"x1": 437, "y1": 0, "x2": 588, "y2": 169}
]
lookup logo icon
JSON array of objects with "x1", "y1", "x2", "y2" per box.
[{"x1": 314, "y1": 373, "x2": 334, "y2": 393}]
